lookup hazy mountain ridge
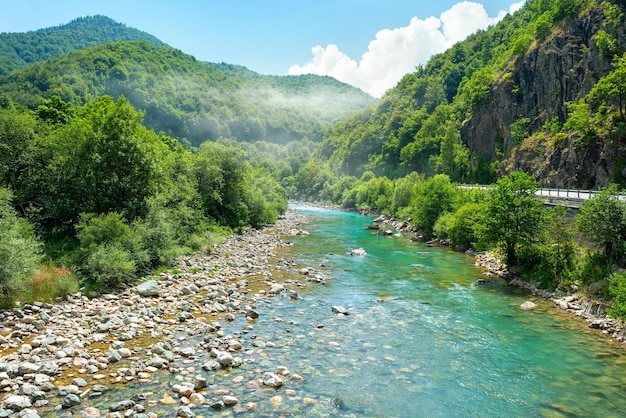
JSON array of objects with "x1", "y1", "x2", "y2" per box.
[{"x1": 0, "y1": 17, "x2": 375, "y2": 146}]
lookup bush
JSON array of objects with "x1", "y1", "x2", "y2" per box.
[
  {"x1": 75, "y1": 212, "x2": 148, "y2": 286},
  {"x1": 572, "y1": 251, "x2": 612, "y2": 287},
  {"x1": 82, "y1": 245, "x2": 136, "y2": 290},
  {"x1": 0, "y1": 188, "x2": 42, "y2": 308},
  {"x1": 608, "y1": 272, "x2": 626, "y2": 320},
  {"x1": 449, "y1": 202, "x2": 483, "y2": 249}
]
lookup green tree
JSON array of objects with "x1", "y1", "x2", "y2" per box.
[
  {"x1": 475, "y1": 172, "x2": 544, "y2": 267},
  {"x1": 588, "y1": 53, "x2": 626, "y2": 120},
  {"x1": 0, "y1": 187, "x2": 42, "y2": 307},
  {"x1": 576, "y1": 185, "x2": 626, "y2": 266},
  {"x1": 409, "y1": 174, "x2": 457, "y2": 235}
]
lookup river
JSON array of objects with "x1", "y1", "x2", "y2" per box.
[{"x1": 41, "y1": 205, "x2": 626, "y2": 417}]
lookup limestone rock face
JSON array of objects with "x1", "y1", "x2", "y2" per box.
[{"x1": 461, "y1": 6, "x2": 626, "y2": 189}]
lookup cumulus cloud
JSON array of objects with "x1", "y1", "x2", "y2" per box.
[{"x1": 288, "y1": 1, "x2": 524, "y2": 97}]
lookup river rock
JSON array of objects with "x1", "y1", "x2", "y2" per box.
[
  {"x1": 62, "y1": 394, "x2": 81, "y2": 408},
  {"x1": 202, "y1": 360, "x2": 220, "y2": 371},
  {"x1": 109, "y1": 399, "x2": 135, "y2": 412},
  {"x1": 331, "y1": 305, "x2": 349, "y2": 315},
  {"x1": 223, "y1": 395, "x2": 238, "y2": 406},
  {"x1": 3, "y1": 395, "x2": 32, "y2": 411},
  {"x1": 216, "y1": 351, "x2": 233, "y2": 367},
  {"x1": 520, "y1": 301, "x2": 538, "y2": 310},
  {"x1": 262, "y1": 372, "x2": 284, "y2": 388},
  {"x1": 269, "y1": 284, "x2": 285, "y2": 294},
  {"x1": 136, "y1": 280, "x2": 159, "y2": 297},
  {"x1": 350, "y1": 248, "x2": 367, "y2": 256},
  {"x1": 177, "y1": 405, "x2": 195, "y2": 417}
]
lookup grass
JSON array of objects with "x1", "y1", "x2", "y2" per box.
[{"x1": 19, "y1": 265, "x2": 80, "y2": 303}]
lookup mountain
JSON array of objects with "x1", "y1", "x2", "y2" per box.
[
  {"x1": 0, "y1": 15, "x2": 165, "y2": 76},
  {"x1": 318, "y1": 0, "x2": 626, "y2": 188},
  {"x1": 0, "y1": 39, "x2": 375, "y2": 146}
]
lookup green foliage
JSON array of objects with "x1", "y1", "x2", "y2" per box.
[
  {"x1": 608, "y1": 272, "x2": 626, "y2": 320},
  {"x1": 596, "y1": 30, "x2": 618, "y2": 57},
  {"x1": 0, "y1": 187, "x2": 42, "y2": 307},
  {"x1": 573, "y1": 251, "x2": 612, "y2": 287},
  {"x1": 576, "y1": 184, "x2": 626, "y2": 265},
  {"x1": 244, "y1": 168, "x2": 288, "y2": 227},
  {"x1": 0, "y1": 16, "x2": 166, "y2": 76},
  {"x1": 511, "y1": 117, "x2": 531, "y2": 144},
  {"x1": 438, "y1": 202, "x2": 484, "y2": 248},
  {"x1": 0, "y1": 40, "x2": 374, "y2": 147},
  {"x1": 564, "y1": 99, "x2": 595, "y2": 141},
  {"x1": 588, "y1": 53, "x2": 626, "y2": 120},
  {"x1": 520, "y1": 205, "x2": 576, "y2": 288},
  {"x1": 20, "y1": 265, "x2": 79, "y2": 303},
  {"x1": 82, "y1": 244, "x2": 137, "y2": 290},
  {"x1": 475, "y1": 172, "x2": 544, "y2": 267},
  {"x1": 408, "y1": 174, "x2": 457, "y2": 235}
]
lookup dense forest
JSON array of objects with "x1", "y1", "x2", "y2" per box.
[
  {"x1": 0, "y1": 40, "x2": 374, "y2": 147},
  {"x1": 3, "y1": 0, "x2": 626, "y2": 321},
  {"x1": 0, "y1": 15, "x2": 165, "y2": 76}
]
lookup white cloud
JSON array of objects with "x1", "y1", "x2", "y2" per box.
[{"x1": 288, "y1": 1, "x2": 523, "y2": 98}]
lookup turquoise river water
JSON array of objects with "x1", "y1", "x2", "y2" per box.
[{"x1": 47, "y1": 205, "x2": 626, "y2": 417}]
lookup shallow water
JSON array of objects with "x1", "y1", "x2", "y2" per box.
[{"x1": 43, "y1": 205, "x2": 626, "y2": 417}]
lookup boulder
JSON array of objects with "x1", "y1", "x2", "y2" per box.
[{"x1": 136, "y1": 280, "x2": 159, "y2": 297}]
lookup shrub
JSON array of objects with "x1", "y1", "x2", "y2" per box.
[
  {"x1": 449, "y1": 202, "x2": 483, "y2": 249},
  {"x1": 20, "y1": 265, "x2": 79, "y2": 303},
  {"x1": 0, "y1": 188, "x2": 42, "y2": 308},
  {"x1": 572, "y1": 251, "x2": 612, "y2": 287},
  {"x1": 82, "y1": 245, "x2": 136, "y2": 290},
  {"x1": 608, "y1": 272, "x2": 626, "y2": 320}
]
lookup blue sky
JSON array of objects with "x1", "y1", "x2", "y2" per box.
[{"x1": 1, "y1": 1, "x2": 525, "y2": 96}]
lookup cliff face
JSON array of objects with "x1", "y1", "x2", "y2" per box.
[{"x1": 461, "y1": 5, "x2": 626, "y2": 188}]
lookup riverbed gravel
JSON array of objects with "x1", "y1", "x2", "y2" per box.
[{"x1": 0, "y1": 209, "x2": 319, "y2": 417}]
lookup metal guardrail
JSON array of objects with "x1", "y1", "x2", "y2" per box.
[{"x1": 459, "y1": 185, "x2": 626, "y2": 202}]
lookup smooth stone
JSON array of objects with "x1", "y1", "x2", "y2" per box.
[
  {"x1": 62, "y1": 394, "x2": 81, "y2": 409},
  {"x1": 520, "y1": 301, "x2": 538, "y2": 310},
  {"x1": 222, "y1": 395, "x2": 238, "y2": 406},
  {"x1": 109, "y1": 399, "x2": 135, "y2": 412},
  {"x1": 331, "y1": 306, "x2": 349, "y2": 315},
  {"x1": 177, "y1": 405, "x2": 195, "y2": 417},
  {"x1": 262, "y1": 372, "x2": 284, "y2": 388},
  {"x1": 216, "y1": 351, "x2": 233, "y2": 366},
  {"x1": 2, "y1": 395, "x2": 32, "y2": 411},
  {"x1": 136, "y1": 280, "x2": 159, "y2": 297}
]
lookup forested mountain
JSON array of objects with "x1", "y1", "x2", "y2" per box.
[
  {"x1": 318, "y1": 0, "x2": 626, "y2": 188},
  {"x1": 0, "y1": 15, "x2": 165, "y2": 76},
  {"x1": 0, "y1": 21, "x2": 374, "y2": 146}
]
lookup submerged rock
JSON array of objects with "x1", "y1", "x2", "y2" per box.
[
  {"x1": 520, "y1": 301, "x2": 538, "y2": 310},
  {"x1": 331, "y1": 305, "x2": 349, "y2": 315},
  {"x1": 350, "y1": 248, "x2": 367, "y2": 256},
  {"x1": 262, "y1": 372, "x2": 283, "y2": 388}
]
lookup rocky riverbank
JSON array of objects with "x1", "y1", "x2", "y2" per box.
[
  {"x1": 0, "y1": 209, "x2": 324, "y2": 417},
  {"x1": 370, "y1": 213, "x2": 626, "y2": 347},
  {"x1": 473, "y1": 251, "x2": 626, "y2": 345}
]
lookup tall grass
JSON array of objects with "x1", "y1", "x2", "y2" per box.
[{"x1": 20, "y1": 265, "x2": 79, "y2": 303}]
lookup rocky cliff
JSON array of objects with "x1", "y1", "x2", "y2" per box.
[{"x1": 461, "y1": 4, "x2": 626, "y2": 188}]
